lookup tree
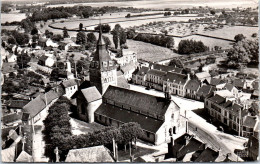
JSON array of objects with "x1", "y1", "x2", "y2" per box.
[
  {"x1": 76, "y1": 31, "x2": 87, "y2": 45},
  {"x1": 227, "y1": 39, "x2": 259, "y2": 68},
  {"x1": 234, "y1": 34, "x2": 246, "y2": 42},
  {"x1": 8, "y1": 36, "x2": 16, "y2": 45},
  {"x1": 31, "y1": 27, "x2": 38, "y2": 35},
  {"x1": 51, "y1": 34, "x2": 63, "y2": 42},
  {"x1": 79, "y1": 23, "x2": 83, "y2": 31},
  {"x1": 126, "y1": 29, "x2": 136, "y2": 39},
  {"x1": 102, "y1": 36, "x2": 111, "y2": 49},
  {"x1": 251, "y1": 33, "x2": 257, "y2": 38},
  {"x1": 210, "y1": 10, "x2": 216, "y2": 15},
  {"x1": 178, "y1": 39, "x2": 208, "y2": 54},
  {"x1": 94, "y1": 24, "x2": 111, "y2": 33},
  {"x1": 113, "y1": 33, "x2": 119, "y2": 49},
  {"x1": 63, "y1": 27, "x2": 70, "y2": 38},
  {"x1": 87, "y1": 32, "x2": 97, "y2": 43},
  {"x1": 169, "y1": 58, "x2": 184, "y2": 68}
]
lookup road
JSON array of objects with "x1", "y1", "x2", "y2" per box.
[{"x1": 129, "y1": 84, "x2": 246, "y2": 161}]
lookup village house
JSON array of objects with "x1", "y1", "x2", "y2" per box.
[
  {"x1": 184, "y1": 79, "x2": 201, "y2": 99},
  {"x1": 146, "y1": 69, "x2": 167, "y2": 91},
  {"x1": 38, "y1": 38, "x2": 48, "y2": 48},
  {"x1": 132, "y1": 66, "x2": 149, "y2": 86},
  {"x1": 38, "y1": 55, "x2": 55, "y2": 67},
  {"x1": 76, "y1": 86, "x2": 102, "y2": 123},
  {"x1": 204, "y1": 94, "x2": 249, "y2": 135},
  {"x1": 120, "y1": 63, "x2": 137, "y2": 80},
  {"x1": 61, "y1": 79, "x2": 78, "y2": 99},
  {"x1": 6, "y1": 54, "x2": 17, "y2": 63},
  {"x1": 1, "y1": 112, "x2": 23, "y2": 128},
  {"x1": 163, "y1": 72, "x2": 190, "y2": 97},
  {"x1": 94, "y1": 85, "x2": 183, "y2": 145},
  {"x1": 46, "y1": 38, "x2": 59, "y2": 48},
  {"x1": 242, "y1": 116, "x2": 259, "y2": 138},
  {"x1": 233, "y1": 79, "x2": 246, "y2": 90},
  {"x1": 22, "y1": 88, "x2": 63, "y2": 125},
  {"x1": 65, "y1": 145, "x2": 115, "y2": 162},
  {"x1": 111, "y1": 49, "x2": 137, "y2": 66},
  {"x1": 6, "y1": 100, "x2": 30, "y2": 113}
]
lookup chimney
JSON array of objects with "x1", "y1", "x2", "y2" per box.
[
  {"x1": 185, "y1": 135, "x2": 191, "y2": 145},
  {"x1": 187, "y1": 73, "x2": 190, "y2": 80}
]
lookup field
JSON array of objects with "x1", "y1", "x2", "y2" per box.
[
  {"x1": 45, "y1": 0, "x2": 257, "y2": 9},
  {"x1": 200, "y1": 25, "x2": 258, "y2": 40},
  {"x1": 51, "y1": 13, "x2": 202, "y2": 30},
  {"x1": 1, "y1": 13, "x2": 26, "y2": 23}
]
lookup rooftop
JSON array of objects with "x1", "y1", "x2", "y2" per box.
[{"x1": 81, "y1": 86, "x2": 102, "y2": 103}]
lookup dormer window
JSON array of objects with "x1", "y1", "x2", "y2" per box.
[
  {"x1": 109, "y1": 61, "x2": 113, "y2": 66},
  {"x1": 103, "y1": 61, "x2": 108, "y2": 67}
]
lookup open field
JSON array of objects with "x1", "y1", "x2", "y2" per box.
[
  {"x1": 51, "y1": 15, "x2": 203, "y2": 30},
  {"x1": 200, "y1": 25, "x2": 258, "y2": 40},
  {"x1": 1, "y1": 13, "x2": 26, "y2": 23},
  {"x1": 45, "y1": 0, "x2": 257, "y2": 9}
]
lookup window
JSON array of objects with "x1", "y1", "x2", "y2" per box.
[
  {"x1": 171, "y1": 114, "x2": 174, "y2": 119},
  {"x1": 146, "y1": 132, "x2": 150, "y2": 138},
  {"x1": 109, "y1": 61, "x2": 113, "y2": 66},
  {"x1": 103, "y1": 61, "x2": 108, "y2": 67}
]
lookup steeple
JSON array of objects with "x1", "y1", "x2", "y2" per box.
[{"x1": 97, "y1": 15, "x2": 104, "y2": 46}]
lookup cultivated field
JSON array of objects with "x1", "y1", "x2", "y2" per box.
[{"x1": 1, "y1": 13, "x2": 26, "y2": 23}]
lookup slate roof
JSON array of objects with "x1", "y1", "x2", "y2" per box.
[
  {"x1": 177, "y1": 138, "x2": 205, "y2": 159},
  {"x1": 195, "y1": 72, "x2": 211, "y2": 80},
  {"x1": 62, "y1": 79, "x2": 77, "y2": 88},
  {"x1": 147, "y1": 69, "x2": 167, "y2": 77},
  {"x1": 149, "y1": 63, "x2": 181, "y2": 72},
  {"x1": 185, "y1": 80, "x2": 200, "y2": 91},
  {"x1": 197, "y1": 85, "x2": 216, "y2": 97},
  {"x1": 224, "y1": 83, "x2": 235, "y2": 92},
  {"x1": 194, "y1": 148, "x2": 219, "y2": 162},
  {"x1": 121, "y1": 63, "x2": 136, "y2": 73},
  {"x1": 65, "y1": 145, "x2": 114, "y2": 162},
  {"x1": 252, "y1": 80, "x2": 259, "y2": 90},
  {"x1": 38, "y1": 38, "x2": 48, "y2": 43},
  {"x1": 243, "y1": 116, "x2": 258, "y2": 128},
  {"x1": 208, "y1": 94, "x2": 226, "y2": 104},
  {"x1": 117, "y1": 76, "x2": 130, "y2": 89},
  {"x1": 252, "y1": 90, "x2": 259, "y2": 97},
  {"x1": 23, "y1": 89, "x2": 62, "y2": 118},
  {"x1": 81, "y1": 86, "x2": 102, "y2": 103},
  {"x1": 2, "y1": 112, "x2": 23, "y2": 124},
  {"x1": 226, "y1": 103, "x2": 247, "y2": 117},
  {"x1": 6, "y1": 100, "x2": 30, "y2": 109},
  {"x1": 16, "y1": 151, "x2": 33, "y2": 162},
  {"x1": 95, "y1": 103, "x2": 164, "y2": 133},
  {"x1": 38, "y1": 55, "x2": 49, "y2": 62},
  {"x1": 210, "y1": 78, "x2": 225, "y2": 86},
  {"x1": 233, "y1": 79, "x2": 245, "y2": 88},
  {"x1": 164, "y1": 72, "x2": 188, "y2": 85},
  {"x1": 103, "y1": 86, "x2": 172, "y2": 117},
  {"x1": 133, "y1": 67, "x2": 149, "y2": 76}
]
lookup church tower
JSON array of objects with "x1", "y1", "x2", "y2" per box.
[{"x1": 89, "y1": 26, "x2": 117, "y2": 95}]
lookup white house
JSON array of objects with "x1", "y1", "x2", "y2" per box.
[
  {"x1": 46, "y1": 38, "x2": 59, "y2": 48},
  {"x1": 7, "y1": 54, "x2": 17, "y2": 63},
  {"x1": 61, "y1": 79, "x2": 78, "y2": 99}
]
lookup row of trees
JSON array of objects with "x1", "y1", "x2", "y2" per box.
[
  {"x1": 3, "y1": 30, "x2": 30, "y2": 46},
  {"x1": 133, "y1": 33, "x2": 174, "y2": 48},
  {"x1": 177, "y1": 39, "x2": 208, "y2": 54},
  {"x1": 43, "y1": 96, "x2": 144, "y2": 161}
]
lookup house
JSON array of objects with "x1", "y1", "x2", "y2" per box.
[
  {"x1": 76, "y1": 86, "x2": 102, "y2": 123},
  {"x1": 46, "y1": 38, "x2": 59, "y2": 48},
  {"x1": 205, "y1": 94, "x2": 248, "y2": 134},
  {"x1": 209, "y1": 78, "x2": 226, "y2": 87},
  {"x1": 195, "y1": 72, "x2": 211, "y2": 82},
  {"x1": 112, "y1": 49, "x2": 137, "y2": 66},
  {"x1": 1, "y1": 112, "x2": 23, "y2": 127},
  {"x1": 65, "y1": 145, "x2": 114, "y2": 162},
  {"x1": 38, "y1": 55, "x2": 55, "y2": 67},
  {"x1": 132, "y1": 66, "x2": 149, "y2": 86},
  {"x1": 95, "y1": 85, "x2": 183, "y2": 145},
  {"x1": 61, "y1": 79, "x2": 78, "y2": 99},
  {"x1": 38, "y1": 38, "x2": 48, "y2": 48},
  {"x1": 120, "y1": 63, "x2": 137, "y2": 80},
  {"x1": 247, "y1": 135, "x2": 259, "y2": 161},
  {"x1": 7, "y1": 54, "x2": 17, "y2": 63},
  {"x1": 223, "y1": 83, "x2": 239, "y2": 98},
  {"x1": 163, "y1": 72, "x2": 190, "y2": 97},
  {"x1": 194, "y1": 147, "x2": 219, "y2": 162},
  {"x1": 15, "y1": 151, "x2": 33, "y2": 162},
  {"x1": 242, "y1": 116, "x2": 258, "y2": 137},
  {"x1": 185, "y1": 80, "x2": 200, "y2": 99},
  {"x1": 6, "y1": 100, "x2": 30, "y2": 113},
  {"x1": 1, "y1": 62, "x2": 18, "y2": 77},
  {"x1": 22, "y1": 88, "x2": 63, "y2": 124},
  {"x1": 233, "y1": 79, "x2": 246, "y2": 90},
  {"x1": 146, "y1": 69, "x2": 167, "y2": 91}
]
